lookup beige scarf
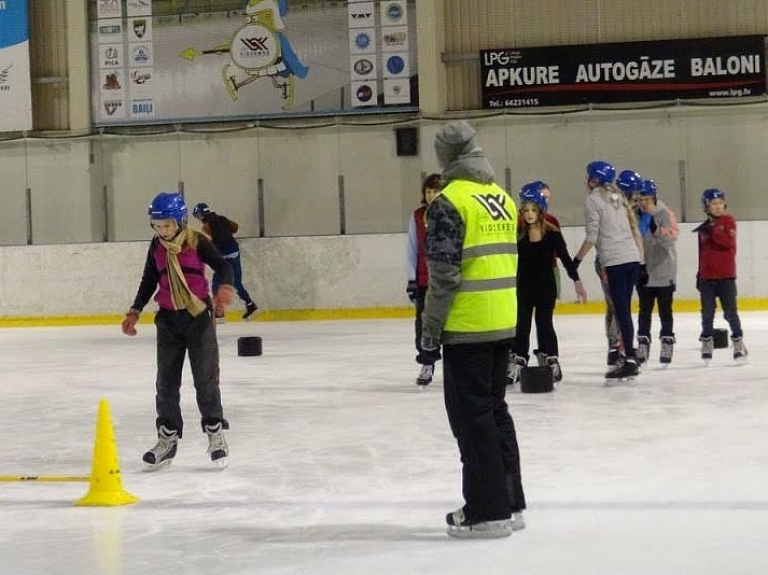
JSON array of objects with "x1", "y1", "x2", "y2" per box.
[{"x1": 159, "y1": 228, "x2": 207, "y2": 317}]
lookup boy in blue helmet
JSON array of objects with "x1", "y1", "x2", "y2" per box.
[
  {"x1": 122, "y1": 192, "x2": 236, "y2": 470},
  {"x1": 574, "y1": 161, "x2": 644, "y2": 381},
  {"x1": 695, "y1": 189, "x2": 747, "y2": 363},
  {"x1": 635, "y1": 179, "x2": 679, "y2": 365},
  {"x1": 193, "y1": 202, "x2": 259, "y2": 321}
]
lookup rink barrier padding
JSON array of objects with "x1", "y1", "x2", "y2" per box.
[
  {"x1": 520, "y1": 366, "x2": 554, "y2": 393},
  {"x1": 3, "y1": 298, "x2": 768, "y2": 326},
  {"x1": 237, "y1": 336, "x2": 263, "y2": 356}
]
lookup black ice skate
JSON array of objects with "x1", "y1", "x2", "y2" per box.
[
  {"x1": 604, "y1": 357, "x2": 639, "y2": 383},
  {"x1": 547, "y1": 356, "x2": 562, "y2": 383},
  {"x1": 142, "y1": 425, "x2": 179, "y2": 471},
  {"x1": 636, "y1": 336, "x2": 650, "y2": 365},
  {"x1": 445, "y1": 508, "x2": 513, "y2": 539},
  {"x1": 606, "y1": 347, "x2": 621, "y2": 367},
  {"x1": 242, "y1": 302, "x2": 259, "y2": 320},
  {"x1": 506, "y1": 354, "x2": 527, "y2": 385},
  {"x1": 416, "y1": 364, "x2": 433, "y2": 387},
  {"x1": 205, "y1": 422, "x2": 229, "y2": 469},
  {"x1": 659, "y1": 336, "x2": 675, "y2": 365}
]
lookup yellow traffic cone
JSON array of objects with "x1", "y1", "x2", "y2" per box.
[{"x1": 76, "y1": 399, "x2": 139, "y2": 507}]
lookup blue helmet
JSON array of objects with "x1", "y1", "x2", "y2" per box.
[
  {"x1": 519, "y1": 181, "x2": 548, "y2": 212},
  {"x1": 615, "y1": 170, "x2": 643, "y2": 196},
  {"x1": 701, "y1": 188, "x2": 726, "y2": 211},
  {"x1": 638, "y1": 179, "x2": 657, "y2": 197},
  {"x1": 586, "y1": 160, "x2": 616, "y2": 185},
  {"x1": 193, "y1": 202, "x2": 210, "y2": 219},
  {"x1": 148, "y1": 192, "x2": 187, "y2": 226}
]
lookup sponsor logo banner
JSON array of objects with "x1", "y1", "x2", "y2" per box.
[
  {"x1": 350, "y1": 80, "x2": 377, "y2": 107},
  {"x1": 348, "y1": 1, "x2": 374, "y2": 29},
  {"x1": 0, "y1": 0, "x2": 32, "y2": 132},
  {"x1": 97, "y1": 0, "x2": 123, "y2": 20},
  {"x1": 481, "y1": 35, "x2": 767, "y2": 109}
]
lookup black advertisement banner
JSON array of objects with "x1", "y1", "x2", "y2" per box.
[{"x1": 480, "y1": 35, "x2": 766, "y2": 109}]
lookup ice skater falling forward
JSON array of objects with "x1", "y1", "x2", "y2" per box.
[
  {"x1": 121, "y1": 192, "x2": 236, "y2": 470},
  {"x1": 180, "y1": 0, "x2": 309, "y2": 110}
]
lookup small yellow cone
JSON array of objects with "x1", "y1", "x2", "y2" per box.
[{"x1": 76, "y1": 399, "x2": 139, "y2": 507}]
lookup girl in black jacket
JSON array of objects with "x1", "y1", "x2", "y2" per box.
[{"x1": 508, "y1": 183, "x2": 586, "y2": 384}]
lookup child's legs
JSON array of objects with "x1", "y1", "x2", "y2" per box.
[
  {"x1": 636, "y1": 286, "x2": 654, "y2": 338},
  {"x1": 656, "y1": 286, "x2": 675, "y2": 337},
  {"x1": 513, "y1": 290, "x2": 535, "y2": 360},
  {"x1": 533, "y1": 292, "x2": 558, "y2": 356},
  {"x1": 414, "y1": 287, "x2": 428, "y2": 358},
  {"x1": 595, "y1": 260, "x2": 621, "y2": 349},
  {"x1": 229, "y1": 254, "x2": 253, "y2": 303},
  {"x1": 186, "y1": 309, "x2": 226, "y2": 430},
  {"x1": 698, "y1": 280, "x2": 717, "y2": 338},
  {"x1": 716, "y1": 279, "x2": 743, "y2": 338},
  {"x1": 605, "y1": 262, "x2": 639, "y2": 358},
  {"x1": 154, "y1": 310, "x2": 189, "y2": 436}
]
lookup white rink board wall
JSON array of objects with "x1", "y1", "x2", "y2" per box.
[{"x1": 0, "y1": 223, "x2": 767, "y2": 317}]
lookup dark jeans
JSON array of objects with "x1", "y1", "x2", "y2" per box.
[
  {"x1": 154, "y1": 307, "x2": 227, "y2": 437},
  {"x1": 212, "y1": 252, "x2": 253, "y2": 305},
  {"x1": 637, "y1": 285, "x2": 675, "y2": 339},
  {"x1": 513, "y1": 287, "x2": 558, "y2": 359},
  {"x1": 698, "y1": 278, "x2": 742, "y2": 339},
  {"x1": 443, "y1": 339, "x2": 526, "y2": 522},
  {"x1": 413, "y1": 286, "x2": 431, "y2": 364},
  {"x1": 605, "y1": 262, "x2": 640, "y2": 358}
]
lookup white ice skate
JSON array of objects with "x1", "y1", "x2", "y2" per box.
[
  {"x1": 732, "y1": 336, "x2": 748, "y2": 365},
  {"x1": 142, "y1": 425, "x2": 179, "y2": 472},
  {"x1": 205, "y1": 423, "x2": 229, "y2": 469}
]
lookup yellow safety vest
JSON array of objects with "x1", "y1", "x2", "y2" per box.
[{"x1": 441, "y1": 180, "x2": 518, "y2": 335}]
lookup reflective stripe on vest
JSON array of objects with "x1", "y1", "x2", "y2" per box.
[{"x1": 441, "y1": 180, "x2": 518, "y2": 334}]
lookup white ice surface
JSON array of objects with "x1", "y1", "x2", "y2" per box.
[{"x1": 1, "y1": 312, "x2": 767, "y2": 575}]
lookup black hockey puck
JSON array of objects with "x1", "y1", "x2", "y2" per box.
[
  {"x1": 520, "y1": 366, "x2": 553, "y2": 393},
  {"x1": 713, "y1": 328, "x2": 729, "y2": 349},
  {"x1": 237, "y1": 336, "x2": 263, "y2": 356}
]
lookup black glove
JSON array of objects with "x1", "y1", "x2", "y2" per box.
[
  {"x1": 636, "y1": 265, "x2": 649, "y2": 288},
  {"x1": 696, "y1": 274, "x2": 702, "y2": 292},
  {"x1": 418, "y1": 336, "x2": 442, "y2": 364},
  {"x1": 649, "y1": 218, "x2": 657, "y2": 234},
  {"x1": 572, "y1": 257, "x2": 582, "y2": 270},
  {"x1": 406, "y1": 281, "x2": 418, "y2": 303}
]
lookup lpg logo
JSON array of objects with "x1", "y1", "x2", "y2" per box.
[{"x1": 482, "y1": 50, "x2": 522, "y2": 67}]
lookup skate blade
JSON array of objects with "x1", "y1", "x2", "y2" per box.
[
  {"x1": 603, "y1": 377, "x2": 637, "y2": 387},
  {"x1": 212, "y1": 456, "x2": 229, "y2": 469},
  {"x1": 142, "y1": 459, "x2": 173, "y2": 472}
]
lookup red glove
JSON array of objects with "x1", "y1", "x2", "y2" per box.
[
  {"x1": 121, "y1": 309, "x2": 139, "y2": 336},
  {"x1": 213, "y1": 285, "x2": 236, "y2": 317}
]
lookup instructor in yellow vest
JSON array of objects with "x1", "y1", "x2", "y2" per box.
[{"x1": 421, "y1": 121, "x2": 526, "y2": 539}]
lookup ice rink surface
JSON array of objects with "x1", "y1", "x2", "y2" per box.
[{"x1": 2, "y1": 311, "x2": 767, "y2": 575}]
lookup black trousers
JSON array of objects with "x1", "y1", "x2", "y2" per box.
[
  {"x1": 698, "y1": 278, "x2": 743, "y2": 339},
  {"x1": 154, "y1": 307, "x2": 227, "y2": 437},
  {"x1": 637, "y1": 285, "x2": 675, "y2": 339},
  {"x1": 413, "y1": 286, "x2": 431, "y2": 363},
  {"x1": 443, "y1": 339, "x2": 526, "y2": 522},
  {"x1": 513, "y1": 287, "x2": 558, "y2": 359}
]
